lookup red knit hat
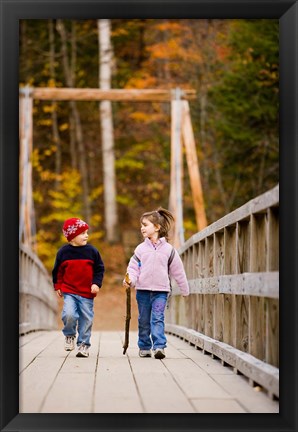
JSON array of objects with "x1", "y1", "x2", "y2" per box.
[{"x1": 62, "y1": 218, "x2": 89, "y2": 241}]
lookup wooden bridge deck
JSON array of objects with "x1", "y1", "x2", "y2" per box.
[{"x1": 19, "y1": 330, "x2": 278, "y2": 414}]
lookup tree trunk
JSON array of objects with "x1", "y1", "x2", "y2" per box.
[
  {"x1": 69, "y1": 113, "x2": 77, "y2": 170},
  {"x1": 98, "y1": 19, "x2": 119, "y2": 243},
  {"x1": 48, "y1": 20, "x2": 62, "y2": 190},
  {"x1": 56, "y1": 19, "x2": 91, "y2": 223}
]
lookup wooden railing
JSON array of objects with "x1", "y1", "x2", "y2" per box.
[
  {"x1": 166, "y1": 185, "x2": 279, "y2": 399},
  {"x1": 19, "y1": 244, "x2": 58, "y2": 335}
]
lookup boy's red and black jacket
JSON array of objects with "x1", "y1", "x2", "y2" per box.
[{"x1": 52, "y1": 244, "x2": 105, "y2": 299}]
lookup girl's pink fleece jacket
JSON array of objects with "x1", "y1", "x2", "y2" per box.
[{"x1": 126, "y1": 237, "x2": 189, "y2": 296}]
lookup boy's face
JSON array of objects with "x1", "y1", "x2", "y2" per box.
[{"x1": 70, "y1": 230, "x2": 88, "y2": 246}]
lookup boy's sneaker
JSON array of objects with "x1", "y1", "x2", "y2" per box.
[
  {"x1": 64, "y1": 336, "x2": 75, "y2": 351},
  {"x1": 76, "y1": 344, "x2": 89, "y2": 358},
  {"x1": 153, "y1": 348, "x2": 165, "y2": 359},
  {"x1": 139, "y1": 349, "x2": 151, "y2": 358}
]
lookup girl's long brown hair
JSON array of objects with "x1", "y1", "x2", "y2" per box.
[{"x1": 140, "y1": 207, "x2": 174, "y2": 240}]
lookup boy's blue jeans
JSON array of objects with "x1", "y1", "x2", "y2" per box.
[
  {"x1": 62, "y1": 293, "x2": 94, "y2": 347},
  {"x1": 136, "y1": 290, "x2": 168, "y2": 350}
]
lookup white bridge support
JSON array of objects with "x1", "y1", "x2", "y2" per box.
[
  {"x1": 166, "y1": 185, "x2": 279, "y2": 400},
  {"x1": 19, "y1": 244, "x2": 58, "y2": 335}
]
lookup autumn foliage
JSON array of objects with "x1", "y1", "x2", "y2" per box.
[{"x1": 19, "y1": 19, "x2": 279, "y2": 271}]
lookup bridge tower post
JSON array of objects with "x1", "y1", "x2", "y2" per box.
[
  {"x1": 19, "y1": 86, "x2": 36, "y2": 249},
  {"x1": 169, "y1": 87, "x2": 184, "y2": 248}
]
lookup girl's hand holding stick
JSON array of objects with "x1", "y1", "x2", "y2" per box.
[{"x1": 123, "y1": 273, "x2": 131, "y2": 355}]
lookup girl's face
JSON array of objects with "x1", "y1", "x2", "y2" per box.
[
  {"x1": 141, "y1": 218, "x2": 160, "y2": 241},
  {"x1": 70, "y1": 230, "x2": 89, "y2": 246}
]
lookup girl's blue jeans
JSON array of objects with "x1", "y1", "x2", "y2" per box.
[
  {"x1": 61, "y1": 293, "x2": 94, "y2": 347},
  {"x1": 136, "y1": 290, "x2": 168, "y2": 350}
]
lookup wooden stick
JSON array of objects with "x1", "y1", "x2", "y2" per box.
[{"x1": 123, "y1": 273, "x2": 131, "y2": 355}]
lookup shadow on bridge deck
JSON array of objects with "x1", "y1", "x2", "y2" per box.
[{"x1": 19, "y1": 330, "x2": 278, "y2": 414}]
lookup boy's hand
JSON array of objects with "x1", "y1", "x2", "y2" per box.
[
  {"x1": 56, "y1": 289, "x2": 62, "y2": 298},
  {"x1": 91, "y1": 284, "x2": 100, "y2": 296}
]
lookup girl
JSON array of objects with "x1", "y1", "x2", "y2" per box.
[{"x1": 123, "y1": 207, "x2": 189, "y2": 359}]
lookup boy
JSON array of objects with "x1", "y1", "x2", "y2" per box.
[{"x1": 52, "y1": 218, "x2": 105, "y2": 357}]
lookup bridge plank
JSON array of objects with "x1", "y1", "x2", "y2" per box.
[
  {"x1": 265, "y1": 298, "x2": 279, "y2": 366},
  {"x1": 235, "y1": 295, "x2": 249, "y2": 352},
  {"x1": 212, "y1": 373, "x2": 279, "y2": 413},
  {"x1": 176, "y1": 346, "x2": 277, "y2": 413},
  {"x1": 94, "y1": 357, "x2": 143, "y2": 413},
  {"x1": 19, "y1": 330, "x2": 60, "y2": 373},
  {"x1": 19, "y1": 329, "x2": 47, "y2": 347},
  {"x1": 129, "y1": 357, "x2": 195, "y2": 413},
  {"x1": 267, "y1": 207, "x2": 279, "y2": 271},
  {"x1": 180, "y1": 272, "x2": 279, "y2": 298},
  {"x1": 163, "y1": 358, "x2": 232, "y2": 399},
  {"x1": 41, "y1": 371, "x2": 96, "y2": 413},
  {"x1": 97, "y1": 330, "x2": 125, "y2": 357},
  {"x1": 179, "y1": 347, "x2": 234, "y2": 375},
  {"x1": 166, "y1": 324, "x2": 279, "y2": 399},
  {"x1": 20, "y1": 356, "x2": 67, "y2": 413},
  {"x1": 40, "y1": 332, "x2": 101, "y2": 413},
  {"x1": 249, "y1": 296, "x2": 265, "y2": 359},
  {"x1": 20, "y1": 331, "x2": 69, "y2": 412},
  {"x1": 19, "y1": 330, "x2": 279, "y2": 413},
  {"x1": 93, "y1": 331, "x2": 143, "y2": 413},
  {"x1": 192, "y1": 398, "x2": 246, "y2": 413},
  {"x1": 122, "y1": 332, "x2": 195, "y2": 412}
]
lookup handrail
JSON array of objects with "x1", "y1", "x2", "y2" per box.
[
  {"x1": 166, "y1": 185, "x2": 279, "y2": 399},
  {"x1": 19, "y1": 243, "x2": 58, "y2": 335}
]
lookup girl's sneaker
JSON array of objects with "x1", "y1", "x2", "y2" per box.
[
  {"x1": 64, "y1": 336, "x2": 75, "y2": 351},
  {"x1": 153, "y1": 349, "x2": 165, "y2": 359},
  {"x1": 76, "y1": 344, "x2": 89, "y2": 358},
  {"x1": 139, "y1": 349, "x2": 151, "y2": 358}
]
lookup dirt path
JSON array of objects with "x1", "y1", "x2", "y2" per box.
[{"x1": 92, "y1": 276, "x2": 139, "y2": 331}]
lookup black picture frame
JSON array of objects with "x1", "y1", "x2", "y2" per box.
[{"x1": 1, "y1": 0, "x2": 297, "y2": 431}]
